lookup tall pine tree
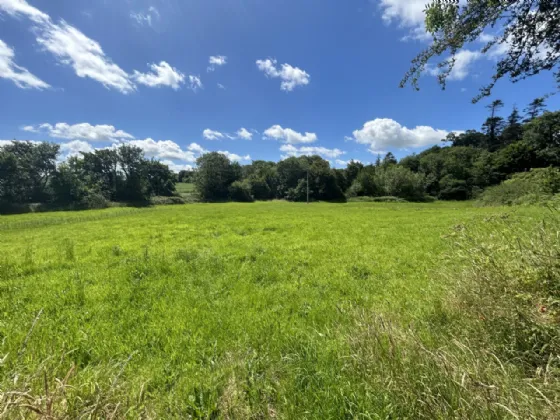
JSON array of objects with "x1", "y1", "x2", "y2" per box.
[
  {"x1": 524, "y1": 97, "x2": 547, "y2": 122},
  {"x1": 481, "y1": 100, "x2": 505, "y2": 151},
  {"x1": 502, "y1": 105, "x2": 523, "y2": 145}
]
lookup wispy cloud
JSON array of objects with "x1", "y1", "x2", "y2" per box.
[
  {"x1": 188, "y1": 75, "x2": 203, "y2": 92},
  {"x1": 280, "y1": 144, "x2": 345, "y2": 159},
  {"x1": 130, "y1": 7, "x2": 159, "y2": 27},
  {"x1": 0, "y1": 39, "x2": 50, "y2": 89},
  {"x1": 203, "y1": 128, "x2": 254, "y2": 141},
  {"x1": 0, "y1": 0, "x2": 191, "y2": 93}
]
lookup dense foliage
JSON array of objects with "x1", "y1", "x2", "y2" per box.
[
  {"x1": 478, "y1": 167, "x2": 560, "y2": 206},
  {"x1": 0, "y1": 144, "x2": 176, "y2": 212}
]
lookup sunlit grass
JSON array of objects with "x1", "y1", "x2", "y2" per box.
[{"x1": 0, "y1": 201, "x2": 553, "y2": 418}]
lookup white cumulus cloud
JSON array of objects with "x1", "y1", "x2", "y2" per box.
[
  {"x1": 160, "y1": 160, "x2": 194, "y2": 173},
  {"x1": 263, "y1": 125, "x2": 317, "y2": 144},
  {"x1": 280, "y1": 144, "x2": 345, "y2": 159},
  {"x1": 59, "y1": 139, "x2": 94, "y2": 158},
  {"x1": 186, "y1": 142, "x2": 207, "y2": 155},
  {"x1": 133, "y1": 61, "x2": 185, "y2": 90},
  {"x1": 129, "y1": 139, "x2": 205, "y2": 162},
  {"x1": 203, "y1": 129, "x2": 225, "y2": 141},
  {"x1": 236, "y1": 128, "x2": 253, "y2": 140},
  {"x1": 256, "y1": 58, "x2": 310, "y2": 91},
  {"x1": 378, "y1": 0, "x2": 431, "y2": 41},
  {"x1": 27, "y1": 122, "x2": 134, "y2": 142},
  {"x1": 351, "y1": 118, "x2": 453, "y2": 151},
  {"x1": 207, "y1": 55, "x2": 227, "y2": 72},
  {"x1": 0, "y1": 39, "x2": 50, "y2": 89},
  {"x1": 218, "y1": 151, "x2": 251, "y2": 162},
  {"x1": 0, "y1": 139, "x2": 41, "y2": 147}
]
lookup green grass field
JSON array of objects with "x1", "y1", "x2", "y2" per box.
[
  {"x1": 176, "y1": 182, "x2": 196, "y2": 195},
  {"x1": 0, "y1": 202, "x2": 555, "y2": 418},
  {"x1": 175, "y1": 183, "x2": 196, "y2": 195}
]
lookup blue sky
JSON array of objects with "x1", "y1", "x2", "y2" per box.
[{"x1": 1, "y1": 0, "x2": 558, "y2": 170}]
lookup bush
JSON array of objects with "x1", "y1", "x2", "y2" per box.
[
  {"x1": 229, "y1": 181, "x2": 254, "y2": 202},
  {"x1": 479, "y1": 167, "x2": 560, "y2": 206},
  {"x1": 346, "y1": 180, "x2": 364, "y2": 198},
  {"x1": 151, "y1": 196, "x2": 187, "y2": 206},
  {"x1": 348, "y1": 196, "x2": 408, "y2": 203},
  {"x1": 0, "y1": 201, "x2": 34, "y2": 214},
  {"x1": 372, "y1": 196, "x2": 408, "y2": 202},
  {"x1": 78, "y1": 192, "x2": 110, "y2": 210}
]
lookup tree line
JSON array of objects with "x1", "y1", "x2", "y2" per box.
[
  {"x1": 0, "y1": 143, "x2": 176, "y2": 212},
  {"x1": 195, "y1": 98, "x2": 560, "y2": 202},
  {"x1": 1, "y1": 97, "x2": 559, "y2": 211}
]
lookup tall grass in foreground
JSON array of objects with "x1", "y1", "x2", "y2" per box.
[
  {"x1": 448, "y1": 211, "x2": 560, "y2": 371},
  {"x1": 334, "y1": 209, "x2": 559, "y2": 418},
  {"x1": 0, "y1": 203, "x2": 558, "y2": 418},
  {"x1": 435, "y1": 209, "x2": 560, "y2": 418}
]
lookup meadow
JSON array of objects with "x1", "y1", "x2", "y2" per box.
[{"x1": 0, "y1": 202, "x2": 557, "y2": 418}]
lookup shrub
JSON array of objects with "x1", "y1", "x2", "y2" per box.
[
  {"x1": 479, "y1": 167, "x2": 560, "y2": 206},
  {"x1": 346, "y1": 180, "x2": 364, "y2": 198},
  {"x1": 151, "y1": 196, "x2": 187, "y2": 206},
  {"x1": 372, "y1": 196, "x2": 408, "y2": 202},
  {"x1": 78, "y1": 192, "x2": 110, "y2": 210},
  {"x1": 348, "y1": 196, "x2": 408, "y2": 203},
  {"x1": 229, "y1": 181, "x2": 254, "y2": 202}
]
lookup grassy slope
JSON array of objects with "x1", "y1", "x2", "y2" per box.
[{"x1": 0, "y1": 202, "x2": 547, "y2": 417}]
